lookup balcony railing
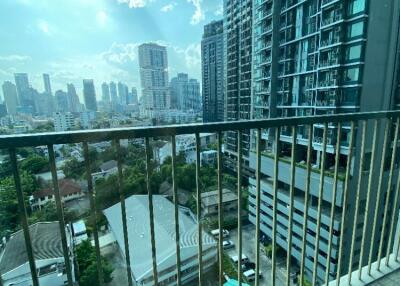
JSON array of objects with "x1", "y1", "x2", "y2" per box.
[{"x1": 0, "y1": 110, "x2": 400, "y2": 286}]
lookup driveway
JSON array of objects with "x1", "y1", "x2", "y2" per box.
[{"x1": 225, "y1": 224, "x2": 289, "y2": 286}]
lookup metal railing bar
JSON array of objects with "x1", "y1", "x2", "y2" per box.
[
  {"x1": 368, "y1": 119, "x2": 391, "y2": 274},
  {"x1": 1, "y1": 111, "x2": 399, "y2": 148},
  {"x1": 377, "y1": 117, "x2": 400, "y2": 269},
  {"x1": 145, "y1": 137, "x2": 158, "y2": 285},
  {"x1": 171, "y1": 135, "x2": 182, "y2": 286},
  {"x1": 47, "y1": 144, "x2": 74, "y2": 286},
  {"x1": 272, "y1": 126, "x2": 281, "y2": 286},
  {"x1": 114, "y1": 140, "x2": 133, "y2": 286},
  {"x1": 358, "y1": 119, "x2": 379, "y2": 279},
  {"x1": 299, "y1": 124, "x2": 313, "y2": 286},
  {"x1": 255, "y1": 128, "x2": 262, "y2": 286},
  {"x1": 286, "y1": 126, "x2": 297, "y2": 286},
  {"x1": 325, "y1": 122, "x2": 342, "y2": 284},
  {"x1": 312, "y1": 122, "x2": 328, "y2": 286},
  {"x1": 336, "y1": 121, "x2": 356, "y2": 286},
  {"x1": 217, "y1": 131, "x2": 224, "y2": 286},
  {"x1": 195, "y1": 133, "x2": 203, "y2": 285},
  {"x1": 237, "y1": 130, "x2": 243, "y2": 286},
  {"x1": 0, "y1": 271, "x2": 2, "y2": 286},
  {"x1": 347, "y1": 120, "x2": 367, "y2": 283},
  {"x1": 9, "y1": 148, "x2": 39, "y2": 286},
  {"x1": 82, "y1": 142, "x2": 104, "y2": 285},
  {"x1": 386, "y1": 117, "x2": 400, "y2": 265}
]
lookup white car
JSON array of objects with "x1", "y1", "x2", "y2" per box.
[
  {"x1": 223, "y1": 240, "x2": 235, "y2": 249},
  {"x1": 243, "y1": 269, "x2": 262, "y2": 282},
  {"x1": 230, "y1": 254, "x2": 248, "y2": 264},
  {"x1": 210, "y1": 229, "x2": 229, "y2": 238}
]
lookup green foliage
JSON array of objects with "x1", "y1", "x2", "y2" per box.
[
  {"x1": 76, "y1": 240, "x2": 113, "y2": 286},
  {"x1": 207, "y1": 217, "x2": 238, "y2": 231},
  {"x1": 20, "y1": 155, "x2": 49, "y2": 174},
  {"x1": 31, "y1": 121, "x2": 54, "y2": 133},
  {"x1": 62, "y1": 158, "x2": 85, "y2": 180},
  {"x1": 29, "y1": 202, "x2": 78, "y2": 224},
  {"x1": 222, "y1": 253, "x2": 237, "y2": 279},
  {"x1": 298, "y1": 275, "x2": 312, "y2": 286},
  {"x1": 264, "y1": 243, "x2": 273, "y2": 258}
]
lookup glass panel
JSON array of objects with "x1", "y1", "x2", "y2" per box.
[
  {"x1": 349, "y1": 0, "x2": 366, "y2": 15},
  {"x1": 347, "y1": 21, "x2": 364, "y2": 39},
  {"x1": 343, "y1": 67, "x2": 360, "y2": 83},
  {"x1": 346, "y1": 45, "x2": 362, "y2": 61}
]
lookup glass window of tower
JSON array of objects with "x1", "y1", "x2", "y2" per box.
[
  {"x1": 349, "y1": 0, "x2": 366, "y2": 15},
  {"x1": 346, "y1": 45, "x2": 362, "y2": 61},
  {"x1": 347, "y1": 21, "x2": 364, "y2": 39}
]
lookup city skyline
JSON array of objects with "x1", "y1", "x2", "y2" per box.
[{"x1": 0, "y1": 0, "x2": 222, "y2": 100}]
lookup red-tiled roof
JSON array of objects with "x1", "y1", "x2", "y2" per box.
[{"x1": 33, "y1": 179, "x2": 81, "y2": 199}]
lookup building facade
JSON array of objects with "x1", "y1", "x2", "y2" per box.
[
  {"x1": 170, "y1": 73, "x2": 201, "y2": 111},
  {"x1": 138, "y1": 43, "x2": 170, "y2": 114},
  {"x1": 83, "y1": 79, "x2": 97, "y2": 112},
  {"x1": 2, "y1": 81, "x2": 18, "y2": 114},
  {"x1": 201, "y1": 20, "x2": 225, "y2": 122},
  {"x1": 53, "y1": 112, "x2": 75, "y2": 132},
  {"x1": 14, "y1": 73, "x2": 33, "y2": 112}
]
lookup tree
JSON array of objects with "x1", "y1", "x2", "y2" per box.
[
  {"x1": 76, "y1": 240, "x2": 113, "y2": 286},
  {"x1": 62, "y1": 158, "x2": 85, "y2": 179},
  {"x1": 29, "y1": 202, "x2": 78, "y2": 224},
  {"x1": 20, "y1": 155, "x2": 49, "y2": 174}
]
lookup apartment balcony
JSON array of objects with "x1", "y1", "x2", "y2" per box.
[{"x1": 0, "y1": 111, "x2": 400, "y2": 286}]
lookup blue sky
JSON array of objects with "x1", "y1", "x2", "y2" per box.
[{"x1": 0, "y1": 0, "x2": 223, "y2": 100}]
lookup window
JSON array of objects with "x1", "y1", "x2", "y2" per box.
[
  {"x1": 347, "y1": 21, "x2": 364, "y2": 39},
  {"x1": 343, "y1": 67, "x2": 360, "y2": 83},
  {"x1": 349, "y1": 0, "x2": 366, "y2": 15},
  {"x1": 346, "y1": 45, "x2": 362, "y2": 61}
]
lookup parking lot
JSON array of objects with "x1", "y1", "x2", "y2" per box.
[{"x1": 224, "y1": 223, "x2": 290, "y2": 286}]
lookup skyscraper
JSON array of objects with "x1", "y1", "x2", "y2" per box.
[
  {"x1": 83, "y1": 79, "x2": 97, "y2": 112},
  {"x1": 170, "y1": 73, "x2": 188, "y2": 110},
  {"x1": 131, "y1": 87, "x2": 138, "y2": 105},
  {"x1": 118, "y1": 82, "x2": 129, "y2": 106},
  {"x1": 246, "y1": 0, "x2": 400, "y2": 283},
  {"x1": 14, "y1": 73, "x2": 33, "y2": 110},
  {"x1": 55, "y1": 90, "x2": 69, "y2": 112},
  {"x1": 187, "y1": 79, "x2": 201, "y2": 111},
  {"x1": 101, "y1": 82, "x2": 110, "y2": 103},
  {"x1": 110, "y1": 81, "x2": 118, "y2": 105},
  {"x1": 201, "y1": 20, "x2": 225, "y2": 122},
  {"x1": 138, "y1": 43, "x2": 170, "y2": 113},
  {"x1": 67, "y1": 83, "x2": 80, "y2": 112},
  {"x1": 43, "y1": 73, "x2": 52, "y2": 95},
  {"x1": 2, "y1": 81, "x2": 18, "y2": 114}
]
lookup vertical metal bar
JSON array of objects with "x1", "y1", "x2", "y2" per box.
[
  {"x1": 47, "y1": 144, "x2": 74, "y2": 286},
  {"x1": 114, "y1": 140, "x2": 133, "y2": 286},
  {"x1": 358, "y1": 120, "x2": 379, "y2": 278},
  {"x1": 83, "y1": 142, "x2": 104, "y2": 285},
  {"x1": 0, "y1": 271, "x2": 2, "y2": 286},
  {"x1": 347, "y1": 121, "x2": 367, "y2": 283},
  {"x1": 145, "y1": 137, "x2": 158, "y2": 285},
  {"x1": 368, "y1": 120, "x2": 390, "y2": 274},
  {"x1": 386, "y1": 118, "x2": 400, "y2": 265},
  {"x1": 272, "y1": 126, "x2": 281, "y2": 286},
  {"x1": 377, "y1": 117, "x2": 400, "y2": 269},
  {"x1": 9, "y1": 148, "x2": 39, "y2": 286},
  {"x1": 286, "y1": 126, "x2": 297, "y2": 286},
  {"x1": 299, "y1": 124, "x2": 313, "y2": 286},
  {"x1": 217, "y1": 131, "x2": 224, "y2": 286},
  {"x1": 336, "y1": 121, "x2": 356, "y2": 286},
  {"x1": 195, "y1": 133, "x2": 203, "y2": 285},
  {"x1": 171, "y1": 135, "x2": 182, "y2": 286},
  {"x1": 255, "y1": 128, "x2": 262, "y2": 286},
  {"x1": 312, "y1": 123, "x2": 328, "y2": 286},
  {"x1": 325, "y1": 123, "x2": 342, "y2": 284},
  {"x1": 237, "y1": 130, "x2": 243, "y2": 286}
]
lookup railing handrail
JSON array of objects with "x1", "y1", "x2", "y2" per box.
[{"x1": 0, "y1": 110, "x2": 399, "y2": 148}]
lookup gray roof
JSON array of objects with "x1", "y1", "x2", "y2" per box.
[
  {"x1": 103, "y1": 195, "x2": 215, "y2": 281},
  {"x1": 100, "y1": 160, "x2": 117, "y2": 172},
  {"x1": 201, "y1": 189, "x2": 238, "y2": 207},
  {"x1": 0, "y1": 222, "x2": 63, "y2": 274}
]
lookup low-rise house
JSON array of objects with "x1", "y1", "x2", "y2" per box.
[
  {"x1": 0, "y1": 222, "x2": 75, "y2": 286},
  {"x1": 91, "y1": 160, "x2": 118, "y2": 181},
  {"x1": 201, "y1": 189, "x2": 238, "y2": 217},
  {"x1": 30, "y1": 179, "x2": 84, "y2": 210}
]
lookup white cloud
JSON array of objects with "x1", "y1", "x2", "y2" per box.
[
  {"x1": 117, "y1": 0, "x2": 154, "y2": 8},
  {"x1": 37, "y1": 19, "x2": 51, "y2": 35},
  {"x1": 101, "y1": 42, "x2": 140, "y2": 65},
  {"x1": 214, "y1": 4, "x2": 223, "y2": 16},
  {"x1": 171, "y1": 43, "x2": 201, "y2": 70},
  {"x1": 0, "y1": 55, "x2": 31, "y2": 62},
  {"x1": 161, "y1": 2, "x2": 176, "y2": 12},
  {"x1": 96, "y1": 11, "x2": 108, "y2": 27},
  {"x1": 187, "y1": 0, "x2": 204, "y2": 25}
]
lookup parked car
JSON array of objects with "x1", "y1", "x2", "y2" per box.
[
  {"x1": 211, "y1": 229, "x2": 229, "y2": 238},
  {"x1": 241, "y1": 261, "x2": 256, "y2": 271},
  {"x1": 243, "y1": 269, "x2": 262, "y2": 282},
  {"x1": 223, "y1": 240, "x2": 235, "y2": 249},
  {"x1": 230, "y1": 254, "x2": 249, "y2": 264}
]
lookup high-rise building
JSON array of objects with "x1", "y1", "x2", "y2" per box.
[
  {"x1": 67, "y1": 83, "x2": 80, "y2": 112},
  {"x1": 224, "y1": 0, "x2": 253, "y2": 174},
  {"x1": 131, "y1": 87, "x2": 138, "y2": 105},
  {"x1": 201, "y1": 20, "x2": 225, "y2": 122},
  {"x1": 14, "y1": 73, "x2": 33, "y2": 110},
  {"x1": 187, "y1": 79, "x2": 201, "y2": 111},
  {"x1": 170, "y1": 73, "x2": 201, "y2": 112},
  {"x1": 246, "y1": 0, "x2": 400, "y2": 283},
  {"x1": 2, "y1": 81, "x2": 18, "y2": 114},
  {"x1": 110, "y1": 81, "x2": 118, "y2": 105},
  {"x1": 138, "y1": 43, "x2": 170, "y2": 113},
  {"x1": 55, "y1": 90, "x2": 69, "y2": 112},
  {"x1": 43, "y1": 74, "x2": 52, "y2": 95},
  {"x1": 82, "y1": 79, "x2": 97, "y2": 112},
  {"x1": 54, "y1": 112, "x2": 75, "y2": 132},
  {"x1": 101, "y1": 82, "x2": 110, "y2": 103},
  {"x1": 118, "y1": 82, "x2": 129, "y2": 106},
  {"x1": 0, "y1": 103, "x2": 7, "y2": 117}
]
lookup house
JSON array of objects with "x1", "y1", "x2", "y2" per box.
[
  {"x1": 30, "y1": 179, "x2": 84, "y2": 210},
  {"x1": 201, "y1": 189, "x2": 238, "y2": 217},
  {"x1": 91, "y1": 160, "x2": 118, "y2": 181},
  {"x1": 35, "y1": 170, "x2": 65, "y2": 183},
  {"x1": 200, "y1": 150, "x2": 217, "y2": 166},
  {"x1": 103, "y1": 195, "x2": 217, "y2": 286},
  {"x1": 0, "y1": 222, "x2": 75, "y2": 286}
]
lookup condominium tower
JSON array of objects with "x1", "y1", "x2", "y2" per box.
[{"x1": 83, "y1": 79, "x2": 97, "y2": 112}]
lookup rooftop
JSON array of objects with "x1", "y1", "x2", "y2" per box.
[
  {"x1": 100, "y1": 160, "x2": 118, "y2": 172},
  {"x1": 0, "y1": 222, "x2": 63, "y2": 274},
  {"x1": 103, "y1": 195, "x2": 216, "y2": 281},
  {"x1": 33, "y1": 179, "x2": 81, "y2": 199},
  {"x1": 201, "y1": 189, "x2": 238, "y2": 207}
]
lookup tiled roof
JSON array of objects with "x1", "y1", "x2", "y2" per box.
[
  {"x1": 100, "y1": 160, "x2": 117, "y2": 172},
  {"x1": 33, "y1": 179, "x2": 81, "y2": 199}
]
